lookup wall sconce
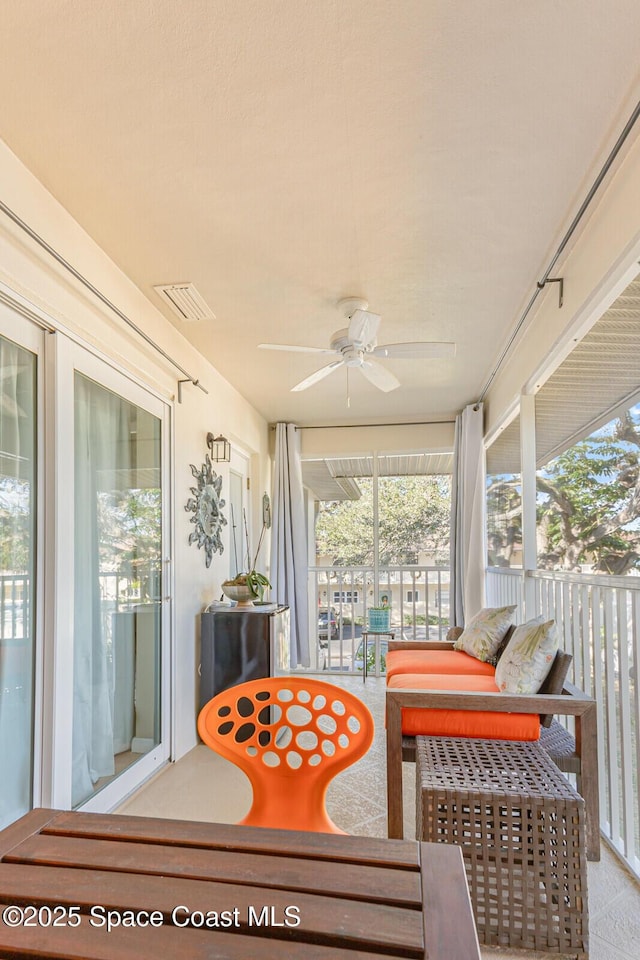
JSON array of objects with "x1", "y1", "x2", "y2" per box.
[{"x1": 206, "y1": 432, "x2": 231, "y2": 462}]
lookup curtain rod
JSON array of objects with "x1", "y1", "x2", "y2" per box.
[
  {"x1": 478, "y1": 95, "x2": 640, "y2": 403},
  {"x1": 0, "y1": 199, "x2": 208, "y2": 399},
  {"x1": 272, "y1": 419, "x2": 456, "y2": 430}
]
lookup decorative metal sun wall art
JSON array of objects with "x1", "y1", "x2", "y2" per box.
[{"x1": 185, "y1": 454, "x2": 227, "y2": 567}]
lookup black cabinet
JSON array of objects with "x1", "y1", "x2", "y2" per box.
[{"x1": 199, "y1": 605, "x2": 290, "y2": 708}]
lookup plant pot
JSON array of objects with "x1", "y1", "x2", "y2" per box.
[{"x1": 221, "y1": 583, "x2": 255, "y2": 607}]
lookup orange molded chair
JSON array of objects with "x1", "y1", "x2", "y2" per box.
[{"x1": 197, "y1": 677, "x2": 374, "y2": 833}]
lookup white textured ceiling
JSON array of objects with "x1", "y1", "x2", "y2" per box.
[{"x1": 2, "y1": 1, "x2": 640, "y2": 425}]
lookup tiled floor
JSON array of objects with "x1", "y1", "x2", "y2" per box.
[{"x1": 118, "y1": 674, "x2": 640, "y2": 959}]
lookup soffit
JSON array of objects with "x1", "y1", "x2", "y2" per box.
[
  {"x1": 302, "y1": 451, "x2": 452, "y2": 501},
  {"x1": 486, "y1": 417, "x2": 521, "y2": 476},
  {"x1": 2, "y1": 3, "x2": 640, "y2": 425},
  {"x1": 301, "y1": 460, "x2": 361, "y2": 502},
  {"x1": 535, "y1": 275, "x2": 640, "y2": 466},
  {"x1": 327, "y1": 453, "x2": 453, "y2": 478}
]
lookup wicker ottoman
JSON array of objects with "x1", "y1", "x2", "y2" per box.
[{"x1": 415, "y1": 736, "x2": 588, "y2": 957}]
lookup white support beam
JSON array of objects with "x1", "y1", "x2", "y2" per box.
[{"x1": 520, "y1": 394, "x2": 538, "y2": 617}]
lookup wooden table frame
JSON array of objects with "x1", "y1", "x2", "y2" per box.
[
  {"x1": 386, "y1": 681, "x2": 600, "y2": 861},
  {"x1": 0, "y1": 808, "x2": 481, "y2": 960}
]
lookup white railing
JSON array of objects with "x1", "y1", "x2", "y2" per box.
[
  {"x1": 1, "y1": 570, "x2": 159, "y2": 648},
  {"x1": 485, "y1": 566, "x2": 525, "y2": 620},
  {"x1": 309, "y1": 565, "x2": 450, "y2": 674},
  {"x1": 490, "y1": 565, "x2": 640, "y2": 879},
  {"x1": 0, "y1": 574, "x2": 30, "y2": 640}
]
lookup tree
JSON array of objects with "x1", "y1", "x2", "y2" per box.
[
  {"x1": 97, "y1": 487, "x2": 162, "y2": 598},
  {"x1": 487, "y1": 409, "x2": 640, "y2": 574},
  {"x1": 536, "y1": 411, "x2": 640, "y2": 574},
  {"x1": 0, "y1": 478, "x2": 31, "y2": 573},
  {"x1": 315, "y1": 476, "x2": 451, "y2": 566},
  {"x1": 486, "y1": 476, "x2": 522, "y2": 566}
]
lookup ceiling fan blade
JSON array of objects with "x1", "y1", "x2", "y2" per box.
[
  {"x1": 360, "y1": 359, "x2": 400, "y2": 393},
  {"x1": 258, "y1": 342, "x2": 333, "y2": 354},
  {"x1": 372, "y1": 341, "x2": 456, "y2": 360},
  {"x1": 291, "y1": 360, "x2": 344, "y2": 392},
  {"x1": 348, "y1": 309, "x2": 381, "y2": 346}
]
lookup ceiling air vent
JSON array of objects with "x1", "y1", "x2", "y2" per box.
[{"x1": 153, "y1": 283, "x2": 216, "y2": 322}]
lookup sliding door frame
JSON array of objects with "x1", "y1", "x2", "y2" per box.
[
  {"x1": 0, "y1": 302, "x2": 46, "y2": 816},
  {"x1": 48, "y1": 332, "x2": 172, "y2": 812}
]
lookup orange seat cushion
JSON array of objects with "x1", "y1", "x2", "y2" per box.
[
  {"x1": 387, "y1": 672, "x2": 540, "y2": 741},
  {"x1": 386, "y1": 648, "x2": 496, "y2": 679}
]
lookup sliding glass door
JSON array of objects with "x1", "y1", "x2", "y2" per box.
[
  {"x1": 0, "y1": 324, "x2": 39, "y2": 829},
  {"x1": 71, "y1": 372, "x2": 164, "y2": 806},
  {"x1": 0, "y1": 305, "x2": 171, "y2": 824}
]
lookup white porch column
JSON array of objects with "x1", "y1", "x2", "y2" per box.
[{"x1": 520, "y1": 393, "x2": 538, "y2": 617}]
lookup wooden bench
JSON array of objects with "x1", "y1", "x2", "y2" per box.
[{"x1": 386, "y1": 659, "x2": 600, "y2": 861}]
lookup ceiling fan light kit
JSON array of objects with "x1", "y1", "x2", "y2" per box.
[{"x1": 258, "y1": 297, "x2": 456, "y2": 394}]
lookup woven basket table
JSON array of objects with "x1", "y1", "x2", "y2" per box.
[
  {"x1": 540, "y1": 718, "x2": 582, "y2": 775},
  {"x1": 415, "y1": 735, "x2": 588, "y2": 957}
]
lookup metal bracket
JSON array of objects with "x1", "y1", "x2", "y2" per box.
[
  {"x1": 177, "y1": 378, "x2": 203, "y2": 403},
  {"x1": 537, "y1": 277, "x2": 564, "y2": 308}
]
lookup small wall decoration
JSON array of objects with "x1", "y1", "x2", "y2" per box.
[
  {"x1": 185, "y1": 454, "x2": 227, "y2": 567},
  {"x1": 262, "y1": 492, "x2": 272, "y2": 529}
]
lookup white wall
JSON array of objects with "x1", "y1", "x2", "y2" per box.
[
  {"x1": 485, "y1": 126, "x2": 640, "y2": 436},
  {"x1": 0, "y1": 139, "x2": 270, "y2": 759},
  {"x1": 297, "y1": 421, "x2": 455, "y2": 458}
]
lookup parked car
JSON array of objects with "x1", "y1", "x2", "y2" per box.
[
  {"x1": 353, "y1": 637, "x2": 389, "y2": 674},
  {"x1": 318, "y1": 607, "x2": 340, "y2": 644}
]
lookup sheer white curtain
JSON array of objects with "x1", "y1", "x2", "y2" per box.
[
  {"x1": 72, "y1": 376, "x2": 128, "y2": 805},
  {"x1": 270, "y1": 423, "x2": 309, "y2": 668},
  {"x1": 450, "y1": 402, "x2": 486, "y2": 626},
  {"x1": 0, "y1": 337, "x2": 36, "y2": 829}
]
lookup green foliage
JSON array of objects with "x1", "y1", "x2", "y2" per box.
[
  {"x1": 97, "y1": 488, "x2": 162, "y2": 581},
  {"x1": 488, "y1": 410, "x2": 640, "y2": 574},
  {"x1": 536, "y1": 411, "x2": 640, "y2": 574},
  {"x1": 246, "y1": 570, "x2": 271, "y2": 601},
  {"x1": 403, "y1": 614, "x2": 448, "y2": 626},
  {"x1": 486, "y1": 476, "x2": 522, "y2": 566},
  {"x1": 315, "y1": 475, "x2": 451, "y2": 566},
  {"x1": 0, "y1": 478, "x2": 32, "y2": 573}
]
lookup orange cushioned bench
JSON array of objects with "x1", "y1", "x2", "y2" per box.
[
  {"x1": 386, "y1": 671, "x2": 540, "y2": 740},
  {"x1": 386, "y1": 648, "x2": 496, "y2": 680},
  {"x1": 384, "y1": 632, "x2": 600, "y2": 862},
  {"x1": 385, "y1": 626, "x2": 535, "y2": 740}
]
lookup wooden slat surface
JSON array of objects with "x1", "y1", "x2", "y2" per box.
[
  {"x1": 5, "y1": 834, "x2": 422, "y2": 906},
  {"x1": 44, "y1": 811, "x2": 420, "y2": 868},
  {"x1": 0, "y1": 809, "x2": 58, "y2": 858},
  {"x1": 0, "y1": 901, "x2": 412, "y2": 960},
  {"x1": 419, "y1": 844, "x2": 481, "y2": 960},
  {"x1": 0, "y1": 862, "x2": 423, "y2": 957},
  {"x1": 0, "y1": 810, "x2": 480, "y2": 960}
]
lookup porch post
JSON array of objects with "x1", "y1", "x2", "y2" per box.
[
  {"x1": 372, "y1": 450, "x2": 379, "y2": 606},
  {"x1": 520, "y1": 394, "x2": 537, "y2": 617}
]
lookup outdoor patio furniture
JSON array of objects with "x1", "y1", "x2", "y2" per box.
[
  {"x1": 384, "y1": 630, "x2": 600, "y2": 860},
  {"x1": 415, "y1": 735, "x2": 588, "y2": 957},
  {"x1": 198, "y1": 676, "x2": 374, "y2": 833},
  {"x1": 386, "y1": 677, "x2": 599, "y2": 860},
  {"x1": 0, "y1": 808, "x2": 481, "y2": 960}
]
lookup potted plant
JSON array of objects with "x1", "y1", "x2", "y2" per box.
[{"x1": 222, "y1": 512, "x2": 271, "y2": 605}]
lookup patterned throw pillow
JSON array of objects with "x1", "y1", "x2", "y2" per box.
[
  {"x1": 494, "y1": 617, "x2": 559, "y2": 694},
  {"x1": 453, "y1": 605, "x2": 517, "y2": 662}
]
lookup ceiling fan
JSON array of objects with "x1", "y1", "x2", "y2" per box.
[{"x1": 258, "y1": 298, "x2": 456, "y2": 393}]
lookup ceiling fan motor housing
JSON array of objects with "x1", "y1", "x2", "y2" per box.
[{"x1": 330, "y1": 328, "x2": 376, "y2": 359}]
